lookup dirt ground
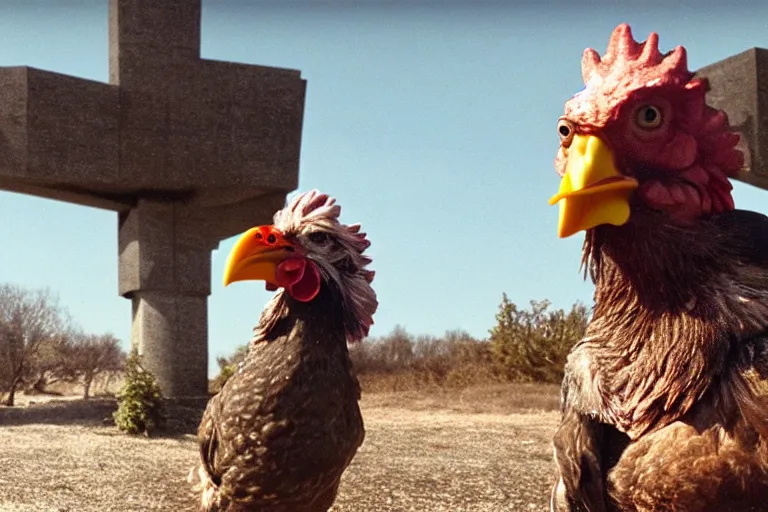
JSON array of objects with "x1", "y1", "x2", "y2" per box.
[{"x1": 0, "y1": 385, "x2": 560, "y2": 512}]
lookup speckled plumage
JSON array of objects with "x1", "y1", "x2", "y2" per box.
[
  {"x1": 191, "y1": 191, "x2": 376, "y2": 511},
  {"x1": 196, "y1": 290, "x2": 364, "y2": 512}
]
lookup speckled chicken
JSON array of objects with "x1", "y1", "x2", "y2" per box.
[
  {"x1": 191, "y1": 190, "x2": 377, "y2": 511},
  {"x1": 548, "y1": 25, "x2": 768, "y2": 512}
]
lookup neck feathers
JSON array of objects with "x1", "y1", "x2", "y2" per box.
[
  {"x1": 579, "y1": 213, "x2": 768, "y2": 438},
  {"x1": 250, "y1": 279, "x2": 374, "y2": 347}
]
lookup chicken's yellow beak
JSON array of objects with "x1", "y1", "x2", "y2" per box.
[
  {"x1": 549, "y1": 134, "x2": 639, "y2": 238},
  {"x1": 223, "y1": 226, "x2": 296, "y2": 286}
]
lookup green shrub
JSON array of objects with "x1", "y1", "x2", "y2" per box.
[
  {"x1": 113, "y1": 350, "x2": 163, "y2": 436},
  {"x1": 209, "y1": 345, "x2": 248, "y2": 394},
  {"x1": 210, "y1": 363, "x2": 236, "y2": 394}
]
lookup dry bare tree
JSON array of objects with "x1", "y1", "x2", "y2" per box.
[
  {"x1": 65, "y1": 332, "x2": 125, "y2": 398},
  {"x1": 25, "y1": 330, "x2": 76, "y2": 394},
  {"x1": 0, "y1": 284, "x2": 66, "y2": 406}
]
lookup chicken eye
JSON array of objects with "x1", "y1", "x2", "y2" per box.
[
  {"x1": 636, "y1": 105, "x2": 663, "y2": 130},
  {"x1": 557, "y1": 119, "x2": 574, "y2": 144}
]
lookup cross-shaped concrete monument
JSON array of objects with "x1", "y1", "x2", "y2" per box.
[
  {"x1": 697, "y1": 50, "x2": 768, "y2": 191},
  {"x1": 0, "y1": 0, "x2": 306, "y2": 397}
]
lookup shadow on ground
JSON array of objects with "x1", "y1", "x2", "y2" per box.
[{"x1": 0, "y1": 397, "x2": 209, "y2": 438}]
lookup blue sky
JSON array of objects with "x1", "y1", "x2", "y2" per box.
[{"x1": 0, "y1": 1, "x2": 766, "y2": 376}]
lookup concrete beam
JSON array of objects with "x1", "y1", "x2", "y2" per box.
[
  {"x1": 696, "y1": 48, "x2": 768, "y2": 190},
  {"x1": 0, "y1": 67, "x2": 120, "y2": 195}
]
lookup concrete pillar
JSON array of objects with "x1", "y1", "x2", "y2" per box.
[
  {"x1": 129, "y1": 292, "x2": 208, "y2": 398},
  {"x1": 118, "y1": 199, "x2": 214, "y2": 397}
]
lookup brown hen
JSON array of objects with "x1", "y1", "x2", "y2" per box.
[{"x1": 191, "y1": 190, "x2": 377, "y2": 511}]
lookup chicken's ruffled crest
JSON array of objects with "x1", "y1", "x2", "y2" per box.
[
  {"x1": 274, "y1": 190, "x2": 374, "y2": 264},
  {"x1": 259, "y1": 189, "x2": 377, "y2": 343}
]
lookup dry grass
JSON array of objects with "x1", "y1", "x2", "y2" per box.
[{"x1": 0, "y1": 384, "x2": 559, "y2": 512}]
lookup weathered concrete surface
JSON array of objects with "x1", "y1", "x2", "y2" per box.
[
  {"x1": 0, "y1": 0, "x2": 306, "y2": 397},
  {"x1": 696, "y1": 48, "x2": 768, "y2": 190}
]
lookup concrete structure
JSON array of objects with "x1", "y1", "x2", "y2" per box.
[
  {"x1": 0, "y1": 0, "x2": 306, "y2": 397},
  {"x1": 697, "y1": 50, "x2": 768, "y2": 190}
]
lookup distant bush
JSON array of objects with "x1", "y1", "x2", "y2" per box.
[
  {"x1": 348, "y1": 327, "x2": 501, "y2": 392},
  {"x1": 209, "y1": 345, "x2": 249, "y2": 394},
  {"x1": 210, "y1": 364, "x2": 236, "y2": 395},
  {"x1": 113, "y1": 350, "x2": 163, "y2": 436},
  {"x1": 488, "y1": 296, "x2": 588, "y2": 384},
  {"x1": 211, "y1": 295, "x2": 588, "y2": 394}
]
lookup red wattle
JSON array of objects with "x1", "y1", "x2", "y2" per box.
[
  {"x1": 276, "y1": 257, "x2": 307, "y2": 287},
  {"x1": 275, "y1": 257, "x2": 321, "y2": 302}
]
